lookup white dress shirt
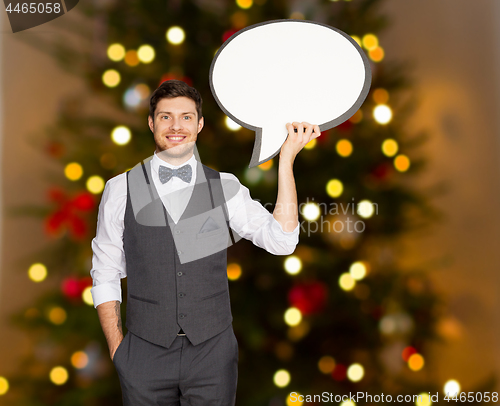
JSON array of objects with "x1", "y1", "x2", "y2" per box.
[{"x1": 90, "y1": 150, "x2": 300, "y2": 308}]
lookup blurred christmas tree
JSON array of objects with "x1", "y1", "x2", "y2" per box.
[{"x1": 2, "y1": 0, "x2": 494, "y2": 405}]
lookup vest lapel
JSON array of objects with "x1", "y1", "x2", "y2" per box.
[
  {"x1": 178, "y1": 162, "x2": 213, "y2": 221},
  {"x1": 139, "y1": 158, "x2": 213, "y2": 225}
]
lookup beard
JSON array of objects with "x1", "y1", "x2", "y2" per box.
[{"x1": 156, "y1": 140, "x2": 196, "y2": 161}]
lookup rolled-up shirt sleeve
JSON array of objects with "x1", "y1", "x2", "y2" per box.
[
  {"x1": 90, "y1": 173, "x2": 127, "y2": 308},
  {"x1": 221, "y1": 172, "x2": 300, "y2": 255}
]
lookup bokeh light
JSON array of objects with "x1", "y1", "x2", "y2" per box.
[
  {"x1": 48, "y1": 306, "x2": 67, "y2": 325},
  {"x1": 362, "y1": 33, "x2": 378, "y2": 50},
  {"x1": 349, "y1": 261, "x2": 367, "y2": 280},
  {"x1": 326, "y1": 179, "x2": 343, "y2": 198},
  {"x1": 289, "y1": 11, "x2": 305, "y2": 20},
  {"x1": 347, "y1": 363, "x2": 364, "y2": 382},
  {"x1": 301, "y1": 202, "x2": 321, "y2": 221},
  {"x1": 382, "y1": 139, "x2": 398, "y2": 157},
  {"x1": 444, "y1": 380, "x2": 461, "y2": 397},
  {"x1": 82, "y1": 286, "x2": 94, "y2": 306},
  {"x1": 86, "y1": 176, "x2": 105, "y2": 194},
  {"x1": 350, "y1": 35, "x2": 361, "y2": 47},
  {"x1": 166, "y1": 26, "x2": 186, "y2": 45},
  {"x1": 124, "y1": 88, "x2": 142, "y2": 108},
  {"x1": 28, "y1": 263, "x2": 47, "y2": 282},
  {"x1": 71, "y1": 351, "x2": 89, "y2": 369},
  {"x1": 124, "y1": 83, "x2": 151, "y2": 108},
  {"x1": 0, "y1": 377, "x2": 8, "y2": 395},
  {"x1": 227, "y1": 263, "x2": 242, "y2": 280},
  {"x1": 107, "y1": 43, "x2": 125, "y2": 61},
  {"x1": 408, "y1": 353, "x2": 425, "y2": 371},
  {"x1": 244, "y1": 167, "x2": 263, "y2": 184},
  {"x1": 372, "y1": 88, "x2": 389, "y2": 104},
  {"x1": 135, "y1": 83, "x2": 150, "y2": 99},
  {"x1": 416, "y1": 393, "x2": 432, "y2": 406},
  {"x1": 273, "y1": 369, "x2": 291, "y2": 387},
  {"x1": 111, "y1": 125, "x2": 132, "y2": 145},
  {"x1": 339, "y1": 273, "x2": 356, "y2": 291},
  {"x1": 357, "y1": 199, "x2": 375, "y2": 219},
  {"x1": 369, "y1": 47, "x2": 385, "y2": 62},
  {"x1": 137, "y1": 44, "x2": 155, "y2": 63},
  {"x1": 287, "y1": 392, "x2": 304, "y2": 406},
  {"x1": 231, "y1": 11, "x2": 248, "y2": 29},
  {"x1": 394, "y1": 154, "x2": 410, "y2": 172},
  {"x1": 225, "y1": 116, "x2": 241, "y2": 131},
  {"x1": 373, "y1": 104, "x2": 392, "y2": 124},
  {"x1": 236, "y1": 0, "x2": 253, "y2": 9},
  {"x1": 102, "y1": 69, "x2": 121, "y2": 87},
  {"x1": 124, "y1": 50, "x2": 140, "y2": 67},
  {"x1": 284, "y1": 255, "x2": 302, "y2": 275},
  {"x1": 50, "y1": 366, "x2": 69, "y2": 385},
  {"x1": 304, "y1": 137, "x2": 317, "y2": 149},
  {"x1": 64, "y1": 162, "x2": 83, "y2": 181},
  {"x1": 318, "y1": 355, "x2": 336, "y2": 374},
  {"x1": 379, "y1": 315, "x2": 396, "y2": 335},
  {"x1": 258, "y1": 159, "x2": 273, "y2": 171},
  {"x1": 284, "y1": 307, "x2": 302, "y2": 326},
  {"x1": 336, "y1": 139, "x2": 353, "y2": 157}
]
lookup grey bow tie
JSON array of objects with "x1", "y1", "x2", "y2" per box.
[{"x1": 158, "y1": 164, "x2": 192, "y2": 184}]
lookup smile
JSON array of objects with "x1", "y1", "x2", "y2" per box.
[{"x1": 167, "y1": 136, "x2": 186, "y2": 141}]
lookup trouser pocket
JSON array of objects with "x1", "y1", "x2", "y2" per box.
[{"x1": 112, "y1": 331, "x2": 129, "y2": 367}]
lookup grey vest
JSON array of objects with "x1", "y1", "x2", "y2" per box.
[{"x1": 123, "y1": 157, "x2": 236, "y2": 348}]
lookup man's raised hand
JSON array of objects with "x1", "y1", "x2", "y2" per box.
[{"x1": 280, "y1": 121, "x2": 321, "y2": 163}]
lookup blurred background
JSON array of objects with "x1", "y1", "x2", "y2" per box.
[{"x1": 0, "y1": 0, "x2": 499, "y2": 405}]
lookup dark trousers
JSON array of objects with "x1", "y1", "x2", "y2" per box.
[{"x1": 112, "y1": 324, "x2": 239, "y2": 405}]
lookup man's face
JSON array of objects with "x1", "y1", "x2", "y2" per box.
[{"x1": 148, "y1": 96, "x2": 204, "y2": 161}]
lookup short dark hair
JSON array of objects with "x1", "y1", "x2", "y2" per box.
[{"x1": 149, "y1": 80, "x2": 203, "y2": 121}]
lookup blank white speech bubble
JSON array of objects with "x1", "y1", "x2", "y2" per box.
[{"x1": 209, "y1": 19, "x2": 372, "y2": 167}]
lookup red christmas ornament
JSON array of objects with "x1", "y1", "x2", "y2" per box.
[
  {"x1": 288, "y1": 281, "x2": 328, "y2": 315},
  {"x1": 45, "y1": 189, "x2": 96, "y2": 240},
  {"x1": 61, "y1": 276, "x2": 82, "y2": 299},
  {"x1": 79, "y1": 276, "x2": 93, "y2": 292},
  {"x1": 371, "y1": 162, "x2": 392, "y2": 181},
  {"x1": 159, "y1": 73, "x2": 192, "y2": 87},
  {"x1": 331, "y1": 363, "x2": 347, "y2": 381},
  {"x1": 68, "y1": 216, "x2": 87, "y2": 238},
  {"x1": 45, "y1": 210, "x2": 67, "y2": 236},
  {"x1": 316, "y1": 128, "x2": 330, "y2": 145},
  {"x1": 222, "y1": 29, "x2": 238, "y2": 43},
  {"x1": 401, "y1": 346, "x2": 417, "y2": 362},
  {"x1": 72, "y1": 192, "x2": 95, "y2": 211},
  {"x1": 336, "y1": 120, "x2": 353, "y2": 132},
  {"x1": 61, "y1": 276, "x2": 93, "y2": 301}
]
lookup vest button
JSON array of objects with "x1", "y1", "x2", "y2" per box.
[
  {"x1": 178, "y1": 292, "x2": 185, "y2": 297},
  {"x1": 175, "y1": 230, "x2": 181, "y2": 234},
  {"x1": 179, "y1": 313, "x2": 186, "y2": 319},
  {"x1": 177, "y1": 272, "x2": 183, "y2": 276},
  {"x1": 177, "y1": 250, "x2": 182, "y2": 255}
]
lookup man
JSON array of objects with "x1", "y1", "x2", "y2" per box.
[{"x1": 90, "y1": 79, "x2": 320, "y2": 405}]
